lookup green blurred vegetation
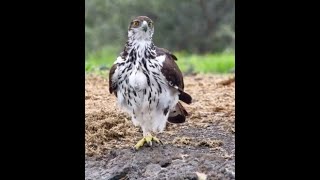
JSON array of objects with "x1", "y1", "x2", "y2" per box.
[
  {"x1": 174, "y1": 52, "x2": 235, "y2": 74},
  {"x1": 85, "y1": 47, "x2": 234, "y2": 74},
  {"x1": 85, "y1": 0, "x2": 235, "y2": 74}
]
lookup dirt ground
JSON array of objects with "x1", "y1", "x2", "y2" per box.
[{"x1": 85, "y1": 73, "x2": 235, "y2": 180}]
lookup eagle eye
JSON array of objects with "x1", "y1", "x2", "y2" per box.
[
  {"x1": 132, "y1": 21, "x2": 140, "y2": 27},
  {"x1": 148, "y1": 21, "x2": 153, "y2": 27}
]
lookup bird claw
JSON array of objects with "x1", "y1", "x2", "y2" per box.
[
  {"x1": 134, "y1": 138, "x2": 146, "y2": 150},
  {"x1": 152, "y1": 136, "x2": 163, "y2": 145},
  {"x1": 134, "y1": 135, "x2": 163, "y2": 150}
]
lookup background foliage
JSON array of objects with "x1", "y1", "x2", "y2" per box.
[{"x1": 85, "y1": 0, "x2": 235, "y2": 73}]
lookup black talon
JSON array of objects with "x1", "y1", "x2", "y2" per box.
[{"x1": 159, "y1": 140, "x2": 163, "y2": 145}]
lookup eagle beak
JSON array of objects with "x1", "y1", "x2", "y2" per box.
[
  {"x1": 142, "y1": 25, "x2": 147, "y2": 32},
  {"x1": 141, "y1": 21, "x2": 148, "y2": 32}
]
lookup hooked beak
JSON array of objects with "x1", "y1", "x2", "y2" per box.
[
  {"x1": 141, "y1": 21, "x2": 148, "y2": 32},
  {"x1": 142, "y1": 25, "x2": 147, "y2": 32}
]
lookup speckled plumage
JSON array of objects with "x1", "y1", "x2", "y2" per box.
[{"x1": 109, "y1": 16, "x2": 192, "y2": 142}]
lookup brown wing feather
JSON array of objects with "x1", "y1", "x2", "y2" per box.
[
  {"x1": 156, "y1": 47, "x2": 192, "y2": 104},
  {"x1": 155, "y1": 47, "x2": 177, "y2": 61},
  {"x1": 109, "y1": 64, "x2": 118, "y2": 97}
]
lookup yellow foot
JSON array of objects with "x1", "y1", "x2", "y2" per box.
[{"x1": 134, "y1": 134, "x2": 163, "y2": 150}]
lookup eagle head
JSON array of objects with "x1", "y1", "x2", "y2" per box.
[{"x1": 128, "y1": 16, "x2": 154, "y2": 41}]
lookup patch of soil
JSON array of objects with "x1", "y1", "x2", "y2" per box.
[{"x1": 85, "y1": 73, "x2": 235, "y2": 179}]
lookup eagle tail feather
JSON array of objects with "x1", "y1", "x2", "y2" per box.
[{"x1": 179, "y1": 91, "x2": 192, "y2": 104}]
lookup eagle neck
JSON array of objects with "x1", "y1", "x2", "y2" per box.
[{"x1": 124, "y1": 39, "x2": 156, "y2": 62}]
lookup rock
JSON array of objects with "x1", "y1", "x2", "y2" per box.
[
  {"x1": 144, "y1": 164, "x2": 162, "y2": 177},
  {"x1": 85, "y1": 145, "x2": 235, "y2": 180}
]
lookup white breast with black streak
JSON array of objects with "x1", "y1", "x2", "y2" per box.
[{"x1": 112, "y1": 43, "x2": 179, "y2": 136}]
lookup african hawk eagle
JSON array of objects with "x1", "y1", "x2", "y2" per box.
[{"x1": 109, "y1": 16, "x2": 192, "y2": 149}]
